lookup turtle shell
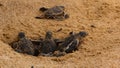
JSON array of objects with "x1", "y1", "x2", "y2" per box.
[
  {"x1": 41, "y1": 39, "x2": 56, "y2": 54},
  {"x1": 44, "y1": 6, "x2": 65, "y2": 18}
]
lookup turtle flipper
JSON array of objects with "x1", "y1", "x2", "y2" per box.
[
  {"x1": 54, "y1": 39, "x2": 63, "y2": 45},
  {"x1": 53, "y1": 51, "x2": 66, "y2": 57},
  {"x1": 54, "y1": 14, "x2": 69, "y2": 21},
  {"x1": 40, "y1": 52, "x2": 53, "y2": 57},
  {"x1": 64, "y1": 14, "x2": 69, "y2": 19},
  {"x1": 35, "y1": 15, "x2": 45, "y2": 19},
  {"x1": 54, "y1": 16, "x2": 65, "y2": 21},
  {"x1": 39, "y1": 7, "x2": 48, "y2": 12},
  {"x1": 65, "y1": 39, "x2": 79, "y2": 53},
  {"x1": 31, "y1": 40, "x2": 42, "y2": 45}
]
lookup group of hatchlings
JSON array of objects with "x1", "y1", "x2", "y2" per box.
[{"x1": 11, "y1": 6, "x2": 88, "y2": 57}]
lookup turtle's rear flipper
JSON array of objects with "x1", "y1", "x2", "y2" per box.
[
  {"x1": 64, "y1": 14, "x2": 69, "y2": 19},
  {"x1": 40, "y1": 52, "x2": 53, "y2": 57},
  {"x1": 54, "y1": 14, "x2": 69, "y2": 21},
  {"x1": 53, "y1": 51, "x2": 66, "y2": 57},
  {"x1": 54, "y1": 16, "x2": 65, "y2": 21},
  {"x1": 39, "y1": 7, "x2": 48, "y2": 12}
]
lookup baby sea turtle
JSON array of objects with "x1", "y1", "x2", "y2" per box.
[
  {"x1": 35, "y1": 6, "x2": 69, "y2": 20},
  {"x1": 31, "y1": 38, "x2": 43, "y2": 56},
  {"x1": 58, "y1": 31, "x2": 88, "y2": 53},
  {"x1": 40, "y1": 31, "x2": 57, "y2": 56},
  {"x1": 11, "y1": 32, "x2": 35, "y2": 55}
]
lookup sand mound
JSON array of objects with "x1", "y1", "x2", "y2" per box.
[{"x1": 0, "y1": 0, "x2": 120, "y2": 68}]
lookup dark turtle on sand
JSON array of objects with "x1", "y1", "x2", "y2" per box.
[
  {"x1": 31, "y1": 38, "x2": 43, "y2": 56},
  {"x1": 11, "y1": 32, "x2": 35, "y2": 55},
  {"x1": 35, "y1": 6, "x2": 69, "y2": 20},
  {"x1": 58, "y1": 31, "x2": 88, "y2": 53},
  {"x1": 40, "y1": 31, "x2": 57, "y2": 56}
]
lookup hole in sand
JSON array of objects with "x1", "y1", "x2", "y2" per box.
[{"x1": 9, "y1": 31, "x2": 88, "y2": 57}]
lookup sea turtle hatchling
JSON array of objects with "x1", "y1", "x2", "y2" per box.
[
  {"x1": 31, "y1": 38, "x2": 43, "y2": 56},
  {"x1": 35, "y1": 6, "x2": 69, "y2": 20},
  {"x1": 40, "y1": 31, "x2": 57, "y2": 56},
  {"x1": 58, "y1": 31, "x2": 88, "y2": 53},
  {"x1": 11, "y1": 32, "x2": 35, "y2": 55}
]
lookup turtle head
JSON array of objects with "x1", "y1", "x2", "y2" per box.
[
  {"x1": 45, "y1": 31, "x2": 52, "y2": 39},
  {"x1": 18, "y1": 32, "x2": 25, "y2": 39},
  {"x1": 78, "y1": 31, "x2": 88, "y2": 37}
]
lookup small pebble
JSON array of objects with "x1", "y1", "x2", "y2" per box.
[
  {"x1": 90, "y1": 25, "x2": 96, "y2": 28},
  {"x1": 0, "y1": 3, "x2": 3, "y2": 6}
]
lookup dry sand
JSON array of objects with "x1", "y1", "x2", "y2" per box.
[{"x1": 0, "y1": 0, "x2": 120, "y2": 68}]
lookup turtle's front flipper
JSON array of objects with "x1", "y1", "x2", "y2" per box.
[
  {"x1": 54, "y1": 39, "x2": 63, "y2": 44},
  {"x1": 39, "y1": 7, "x2": 48, "y2": 12},
  {"x1": 31, "y1": 40, "x2": 42, "y2": 45},
  {"x1": 54, "y1": 39, "x2": 63, "y2": 50}
]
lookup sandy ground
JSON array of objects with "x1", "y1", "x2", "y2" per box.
[{"x1": 0, "y1": 0, "x2": 120, "y2": 68}]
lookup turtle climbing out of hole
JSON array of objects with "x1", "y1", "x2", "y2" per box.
[
  {"x1": 35, "y1": 6, "x2": 69, "y2": 21},
  {"x1": 31, "y1": 38, "x2": 43, "y2": 56},
  {"x1": 40, "y1": 31, "x2": 57, "y2": 56},
  {"x1": 57, "y1": 31, "x2": 88, "y2": 53},
  {"x1": 11, "y1": 32, "x2": 35, "y2": 56}
]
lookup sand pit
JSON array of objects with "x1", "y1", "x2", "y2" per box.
[{"x1": 0, "y1": 0, "x2": 120, "y2": 68}]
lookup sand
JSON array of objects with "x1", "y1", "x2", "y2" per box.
[{"x1": 0, "y1": 0, "x2": 120, "y2": 68}]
